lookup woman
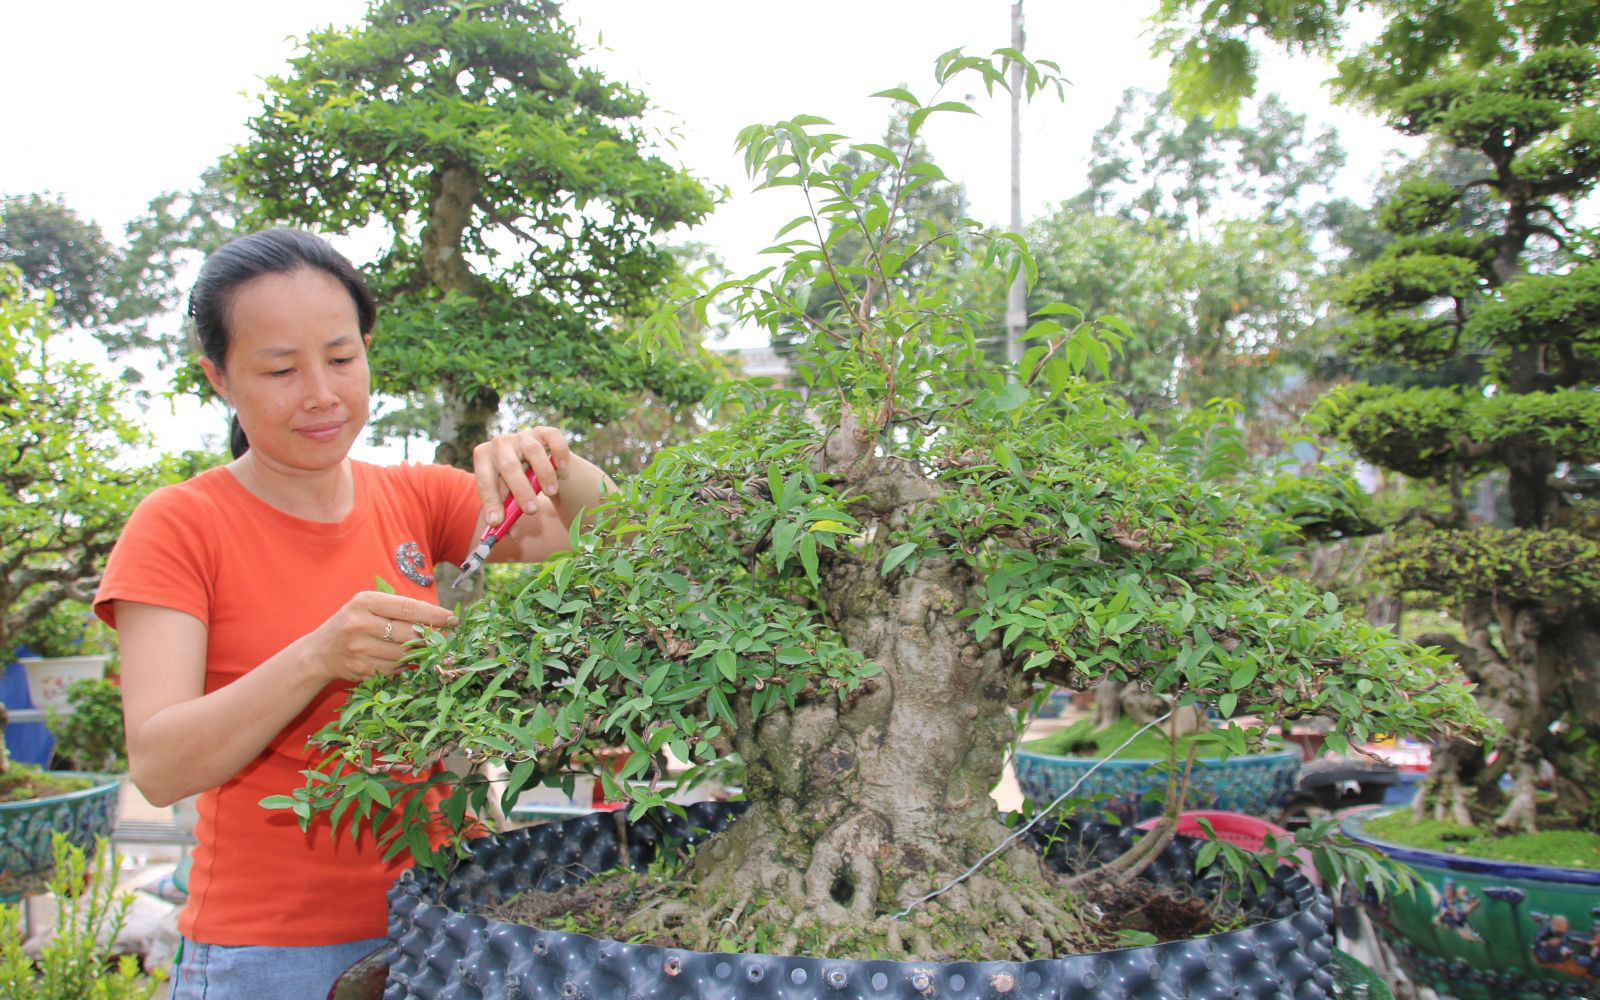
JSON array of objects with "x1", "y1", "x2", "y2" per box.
[{"x1": 93, "y1": 229, "x2": 610, "y2": 999}]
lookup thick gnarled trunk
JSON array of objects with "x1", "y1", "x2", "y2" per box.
[
  {"x1": 683, "y1": 413, "x2": 1080, "y2": 956},
  {"x1": 1417, "y1": 602, "x2": 1600, "y2": 831}
]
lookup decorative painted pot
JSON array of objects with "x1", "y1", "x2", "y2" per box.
[
  {"x1": 1013, "y1": 747, "x2": 1303, "y2": 824},
  {"x1": 18, "y1": 654, "x2": 108, "y2": 710},
  {"x1": 0, "y1": 771, "x2": 122, "y2": 901},
  {"x1": 1342, "y1": 806, "x2": 1600, "y2": 1000},
  {"x1": 381, "y1": 802, "x2": 1340, "y2": 1000}
]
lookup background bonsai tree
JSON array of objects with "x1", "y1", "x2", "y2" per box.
[
  {"x1": 1308, "y1": 47, "x2": 1600, "y2": 833},
  {"x1": 291, "y1": 54, "x2": 1487, "y2": 958},
  {"x1": 0, "y1": 265, "x2": 189, "y2": 782},
  {"x1": 228, "y1": 0, "x2": 718, "y2": 468}
]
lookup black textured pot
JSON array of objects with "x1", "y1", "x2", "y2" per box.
[{"x1": 383, "y1": 803, "x2": 1336, "y2": 1000}]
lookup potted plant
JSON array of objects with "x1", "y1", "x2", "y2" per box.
[
  {"x1": 281, "y1": 52, "x2": 1487, "y2": 999},
  {"x1": 1301, "y1": 46, "x2": 1600, "y2": 1000},
  {"x1": 0, "y1": 832, "x2": 166, "y2": 999},
  {"x1": 0, "y1": 707, "x2": 121, "y2": 903},
  {"x1": 13, "y1": 602, "x2": 109, "y2": 712}
]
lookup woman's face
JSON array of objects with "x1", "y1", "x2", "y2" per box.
[{"x1": 199, "y1": 267, "x2": 371, "y2": 473}]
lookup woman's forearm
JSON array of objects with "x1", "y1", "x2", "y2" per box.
[
  {"x1": 129, "y1": 637, "x2": 328, "y2": 806},
  {"x1": 550, "y1": 454, "x2": 614, "y2": 529}
]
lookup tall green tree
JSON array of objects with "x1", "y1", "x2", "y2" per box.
[
  {"x1": 0, "y1": 194, "x2": 117, "y2": 330},
  {"x1": 229, "y1": 0, "x2": 716, "y2": 468},
  {"x1": 1308, "y1": 47, "x2": 1600, "y2": 831},
  {"x1": 1153, "y1": 0, "x2": 1600, "y2": 115},
  {"x1": 1, "y1": 174, "x2": 245, "y2": 380},
  {"x1": 965, "y1": 91, "x2": 1339, "y2": 419}
]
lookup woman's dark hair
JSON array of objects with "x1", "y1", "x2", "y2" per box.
[{"x1": 188, "y1": 229, "x2": 377, "y2": 458}]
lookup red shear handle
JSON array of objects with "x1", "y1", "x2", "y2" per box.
[{"x1": 481, "y1": 471, "x2": 543, "y2": 543}]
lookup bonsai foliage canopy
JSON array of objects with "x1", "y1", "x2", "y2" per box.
[
  {"x1": 1309, "y1": 47, "x2": 1600, "y2": 832},
  {"x1": 228, "y1": 0, "x2": 718, "y2": 467},
  {"x1": 295, "y1": 52, "x2": 1488, "y2": 952}
]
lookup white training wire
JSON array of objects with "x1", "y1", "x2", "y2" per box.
[{"x1": 890, "y1": 708, "x2": 1176, "y2": 920}]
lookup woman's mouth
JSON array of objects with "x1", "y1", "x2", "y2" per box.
[{"x1": 296, "y1": 421, "x2": 346, "y2": 442}]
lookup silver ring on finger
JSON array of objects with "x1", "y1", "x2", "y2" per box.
[{"x1": 382, "y1": 618, "x2": 395, "y2": 643}]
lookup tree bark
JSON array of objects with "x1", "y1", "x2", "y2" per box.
[
  {"x1": 419, "y1": 163, "x2": 496, "y2": 469},
  {"x1": 684, "y1": 412, "x2": 1084, "y2": 956},
  {"x1": 432, "y1": 380, "x2": 500, "y2": 471}
]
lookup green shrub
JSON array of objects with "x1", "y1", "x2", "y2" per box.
[{"x1": 0, "y1": 834, "x2": 164, "y2": 1000}]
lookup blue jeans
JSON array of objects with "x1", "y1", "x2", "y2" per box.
[{"x1": 169, "y1": 935, "x2": 387, "y2": 1000}]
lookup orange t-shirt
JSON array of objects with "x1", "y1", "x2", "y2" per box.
[{"x1": 94, "y1": 460, "x2": 480, "y2": 946}]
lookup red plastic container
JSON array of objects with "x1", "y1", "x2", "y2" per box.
[{"x1": 1138, "y1": 810, "x2": 1317, "y2": 884}]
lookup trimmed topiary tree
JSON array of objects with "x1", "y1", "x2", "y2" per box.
[
  {"x1": 1309, "y1": 47, "x2": 1600, "y2": 833},
  {"x1": 287, "y1": 54, "x2": 1487, "y2": 958}
]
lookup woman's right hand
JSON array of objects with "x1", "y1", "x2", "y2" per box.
[{"x1": 303, "y1": 591, "x2": 457, "y2": 683}]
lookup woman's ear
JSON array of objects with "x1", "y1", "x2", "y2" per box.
[{"x1": 198, "y1": 357, "x2": 230, "y2": 406}]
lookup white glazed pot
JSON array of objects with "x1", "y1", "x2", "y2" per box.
[{"x1": 18, "y1": 655, "x2": 108, "y2": 709}]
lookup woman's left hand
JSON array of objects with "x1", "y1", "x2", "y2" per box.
[{"x1": 471, "y1": 426, "x2": 571, "y2": 528}]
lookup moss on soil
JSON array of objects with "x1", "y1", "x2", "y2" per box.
[
  {"x1": 0, "y1": 764, "x2": 93, "y2": 804},
  {"x1": 480, "y1": 850, "x2": 1241, "y2": 961},
  {"x1": 1023, "y1": 717, "x2": 1236, "y2": 760},
  {"x1": 1364, "y1": 810, "x2": 1600, "y2": 871}
]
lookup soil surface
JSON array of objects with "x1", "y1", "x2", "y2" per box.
[
  {"x1": 478, "y1": 861, "x2": 1242, "y2": 960},
  {"x1": 0, "y1": 765, "x2": 92, "y2": 804}
]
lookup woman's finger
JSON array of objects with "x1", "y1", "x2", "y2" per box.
[
  {"x1": 516, "y1": 429, "x2": 559, "y2": 499},
  {"x1": 494, "y1": 435, "x2": 544, "y2": 511},
  {"x1": 472, "y1": 440, "x2": 509, "y2": 526},
  {"x1": 533, "y1": 426, "x2": 571, "y2": 475},
  {"x1": 364, "y1": 592, "x2": 457, "y2": 630}
]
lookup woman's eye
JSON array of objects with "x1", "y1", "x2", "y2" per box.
[
  {"x1": 267, "y1": 368, "x2": 293, "y2": 377},
  {"x1": 332, "y1": 356, "x2": 357, "y2": 366}
]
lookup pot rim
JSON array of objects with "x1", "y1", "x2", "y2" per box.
[
  {"x1": 0, "y1": 771, "x2": 123, "y2": 814},
  {"x1": 1340, "y1": 804, "x2": 1600, "y2": 885},
  {"x1": 1014, "y1": 745, "x2": 1301, "y2": 767}
]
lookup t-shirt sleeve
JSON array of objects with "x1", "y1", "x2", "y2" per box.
[
  {"x1": 405, "y1": 463, "x2": 481, "y2": 567},
  {"x1": 93, "y1": 484, "x2": 217, "y2": 629}
]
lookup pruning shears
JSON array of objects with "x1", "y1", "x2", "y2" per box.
[{"x1": 449, "y1": 468, "x2": 542, "y2": 595}]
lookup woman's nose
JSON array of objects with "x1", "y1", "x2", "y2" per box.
[{"x1": 302, "y1": 367, "x2": 340, "y2": 409}]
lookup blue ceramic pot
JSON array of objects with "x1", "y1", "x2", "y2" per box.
[
  {"x1": 1013, "y1": 747, "x2": 1302, "y2": 823},
  {"x1": 1343, "y1": 806, "x2": 1600, "y2": 1000},
  {"x1": 0, "y1": 771, "x2": 122, "y2": 901}
]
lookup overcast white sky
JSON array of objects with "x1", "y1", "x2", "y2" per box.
[{"x1": 1, "y1": 0, "x2": 1410, "y2": 460}]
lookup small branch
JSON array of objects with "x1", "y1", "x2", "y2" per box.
[
  {"x1": 1548, "y1": 475, "x2": 1600, "y2": 495},
  {"x1": 1390, "y1": 507, "x2": 1462, "y2": 530},
  {"x1": 1527, "y1": 224, "x2": 1567, "y2": 250}
]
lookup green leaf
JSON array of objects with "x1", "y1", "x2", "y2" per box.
[
  {"x1": 882, "y1": 542, "x2": 917, "y2": 576},
  {"x1": 870, "y1": 88, "x2": 920, "y2": 107},
  {"x1": 799, "y1": 533, "x2": 820, "y2": 584},
  {"x1": 715, "y1": 649, "x2": 738, "y2": 683},
  {"x1": 374, "y1": 576, "x2": 396, "y2": 595}
]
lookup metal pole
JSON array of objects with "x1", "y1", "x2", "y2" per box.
[{"x1": 1005, "y1": 0, "x2": 1026, "y2": 365}]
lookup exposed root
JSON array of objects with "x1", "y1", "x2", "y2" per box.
[{"x1": 1494, "y1": 758, "x2": 1540, "y2": 834}]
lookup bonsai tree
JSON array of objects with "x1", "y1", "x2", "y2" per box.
[
  {"x1": 0, "y1": 265, "x2": 188, "y2": 785},
  {"x1": 289, "y1": 54, "x2": 1486, "y2": 957},
  {"x1": 1309, "y1": 47, "x2": 1600, "y2": 833},
  {"x1": 228, "y1": 0, "x2": 718, "y2": 468}
]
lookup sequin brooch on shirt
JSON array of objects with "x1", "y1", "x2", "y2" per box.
[{"x1": 395, "y1": 541, "x2": 434, "y2": 588}]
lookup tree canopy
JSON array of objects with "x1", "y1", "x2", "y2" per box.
[
  {"x1": 0, "y1": 266, "x2": 193, "y2": 660},
  {"x1": 1154, "y1": 0, "x2": 1600, "y2": 116},
  {"x1": 229, "y1": 0, "x2": 717, "y2": 467}
]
